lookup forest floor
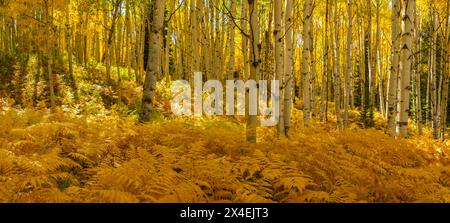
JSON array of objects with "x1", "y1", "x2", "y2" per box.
[
  {"x1": 1, "y1": 100, "x2": 450, "y2": 203},
  {"x1": 1, "y1": 58, "x2": 450, "y2": 203}
]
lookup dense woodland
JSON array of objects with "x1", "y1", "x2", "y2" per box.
[{"x1": 1, "y1": 0, "x2": 450, "y2": 203}]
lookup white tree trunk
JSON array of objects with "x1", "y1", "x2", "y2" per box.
[
  {"x1": 398, "y1": 0, "x2": 415, "y2": 138},
  {"x1": 310, "y1": 22, "x2": 316, "y2": 118},
  {"x1": 227, "y1": 0, "x2": 236, "y2": 80},
  {"x1": 274, "y1": 0, "x2": 285, "y2": 134},
  {"x1": 333, "y1": 0, "x2": 342, "y2": 128},
  {"x1": 45, "y1": 0, "x2": 55, "y2": 109},
  {"x1": 141, "y1": 0, "x2": 165, "y2": 121},
  {"x1": 284, "y1": 0, "x2": 294, "y2": 136},
  {"x1": 430, "y1": 3, "x2": 439, "y2": 139},
  {"x1": 241, "y1": 0, "x2": 249, "y2": 80},
  {"x1": 320, "y1": 0, "x2": 330, "y2": 122},
  {"x1": 387, "y1": 0, "x2": 401, "y2": 136},
  {"x1": 415, "y1": 16, "x2": 423, "y2": 135},
  {"x1": 246, "y1": 0, "x2": 260, "y2": 142},
  {"x1": 376, "y1": 0, "x2": 385, "y2": 117},
  {"x1": 344, "y1": 0, "x2": 352, "y2": 128},
  {"x1": 302, "y1": 0, "x2": 312, "y2": 126}
]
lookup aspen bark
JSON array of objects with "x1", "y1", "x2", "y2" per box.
[
  {"x1": 284, "y1": 0, "x2": 294, "y2": 136},
  {"x1": 246, "y1": 0, "x2": 260, "y2": 143},
  {"x1": 274, "y1": 0, "x2": 284, "y2": 133},
  {"x1": 310, "y1": 23, "x2": 316, "y2": 118},
  {"x1": 198, "y1": 0, "x2": 211, "y2": 80},
  {"x1": 440, "y1": 0, "x2": 450, "y2": 141},
  {"x1": 125, "y1": 0, "x2": 133, "y2": 79},
  {"x1": 430, "y1": 3, "x2": 439, "y2": 139},
  {"x1": 65, "y1": 0, "x2": 77, "y2": 97},
  {"x1": 141, "y1": 0, "x2": 165, "y2": 121},
  {"x1": 376, "y1": 0, "x2": 385, "y2": 117},
  {"x1": 398, "y1": 0, "x2": 415, "y2": 138},
  {"x1": 302, "y1": 0, "x2": 312, "y2": 126},
  {"x1": 344, "y1": 0, "x2": 352, "y2": 129},
  {"x1": 320, "y1": 0, "x2": 330, "y2": 122},
  {"x1": 241, "y1": 0, "x2": 249, "y2": 80},
  {"x1": 45, "y1": 0, "x2": 55, "y2": 109},
  {"x1": 415, "y1": 16, "x2": 423, "y2": 135},
  {"x1": 214, "y1": 0, "x2": 223, "y2": 79},
  {"x1": 190, "y1": 0, "x2": 199, "y2": 72},
  {"x1": 333, "y1": 0, "x2": 342, "y2": 128},
  {"x1": 387, "y1": 0, "x2": 401, "y2": 136},
  {"x1": 228, "y1": 0, "x2": 236, "y2": 80}
]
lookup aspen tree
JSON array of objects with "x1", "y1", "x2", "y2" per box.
[
  {"x1": 199, "y1": 0, "x2": 212, "y2": 80},
  {"x1": 241, "y1": 0, "x2": 249, "y2": 80},
  {"x1": 302, "y1": 0, "x2": 312, "y2": 126},
  {"x1": 141, "y1": 0, "x2": 165, "y2": 121},
  {"x1": 430, "y1": 2, "x2": 439, "y2": 139},
  {"x1": 398, "y1": 0, "x2": 415, "y2": 138},
  {"x1": 415, "y1": 15, "x2": 423, "y2": 135},
  {"x1": 116, "y1": 10, "x2": 122, "y2": 82},
  {"x1": 387, "y1": 0, "x2": 401, "y2": 136},
  {"x1": 310, "y1": 21, "x2": 317, "y2": 118},
  {"x1": 190, "y1": 0, "x2": 199, "y2": 72},
  {"x1": 439, "y1": 0, "x2": 450, "y2": 141},
  {"x1": 362, "y1": 5, "x2": 372, "y2": 127},
  {"x1": 320, "y1": 0, "x2": 330, "y2": 122},
  {"x1": 44, "y1": 0, "x2": 55, "y2": 109},
  {"x1": 344, "y1": 0, "x2": 352, "y2": 128},
  {"x1": 125, "y1": 0, "x2": 132, "y2": 79},
  {"x1": 333, "y1": 0, "x2": 342, "y2": 129},
  {"x1": 65, "y1": 0, "x2": 77, "y2": 97},
  {"x1": 284, "y1": 0, "x2": 294, "y2": 136},
  {"x1": 214, "y1": 0, "x2": 223, "y2": 80},
  {"x1": 274, "y1": 0, "x2": 284, "y2": 135},
  {"x1": 227, "y1": 0, "x2": 236, "y2": 80},
  {"x1": 261, "y1": 3, "x2": 274, "y2": 82},
  {"x1": 246, "y1": 0, "x2": 260, "y2": 143},
  {"x1": 367, "y1": 0, "x2": 375, "y2": 113},
  {"x1": 376, "y1": 0, "x2": 385, "y2": 117}
]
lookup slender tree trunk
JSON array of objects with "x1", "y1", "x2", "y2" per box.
[
  {"x1": 398, "y1": 0, "x2": 415, "y2": 138},
  {"x1": 190, "y1": 0, "x2": 199, "y2": 72},
  {"x1": 241, "y1": 0, "x2": 249, "y2": 80},
  {"x1": 440, "y1": 0, "x2": 450, "y2": 141},
  {"x1": 141, "y1": 0, "x2": 165, "y2": 121},
  {"x1": 431, "y1": 2, "x2": 439, "y2": 139},
  {"x1": 45, "y1": 0, "x2": 55, "y2": 109},
  {"x1": 344, "y1": 0, "x2": 352, "y2": 128},
  {"x1": 138, "y1": 9, "x2": 146, "y2": 84},
  {"x1": 302, "y1": 0, "x2": 312, "y2": 126},
  {"x1": 387, "y1": 0, "x2": 401, "y2": 136},
  {"x1": 125, "y1": 0, "x2": 133, "y2": 79},
  {"x1": 376, "y1": 0, "x2": 385, "y2": 117},
  {"x1": 333, "y1": 0, "x2": 342, "y2": 129},
  {"x1": 310, "y1": 22, "x2": 317, "y2": 118},
  {"x1": 415, "y1": 16, "x2": 423, "y2": 135},
  {"x1": 198, "y1": 0, "x2": 211, "y2": 80},
  {"x1": 274, "y1": 0, "x2": 285, "y2": 133},
  {"x1": 116, "y1": 13, "x2": 122, "y2": 82},
  {"x1": 214, "y1": 0, "x2": 222, "y2": 79},
  {"x1": 246, "y1": 0, "x2": 260, "y2": 143},
  {"x1": 65, "y1": 0, "x2": 77, "y2": 98},
  {"x1": 320, "y1": 0, "x2": 330, "y2": 122},
  {"x1": 284, "y1": 0, "x2": 294, "y2": 136},
  {"x1": 227, "y1": 0, "x2": 236, "y2": 80}
]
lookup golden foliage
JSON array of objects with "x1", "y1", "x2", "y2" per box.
[{"x1": 0, "y1": 108, "x2": 449, "y2": 203}]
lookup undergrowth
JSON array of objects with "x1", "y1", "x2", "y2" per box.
[{"x1": 0, "y1": 105, "x2": 449, "y2": 203}]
